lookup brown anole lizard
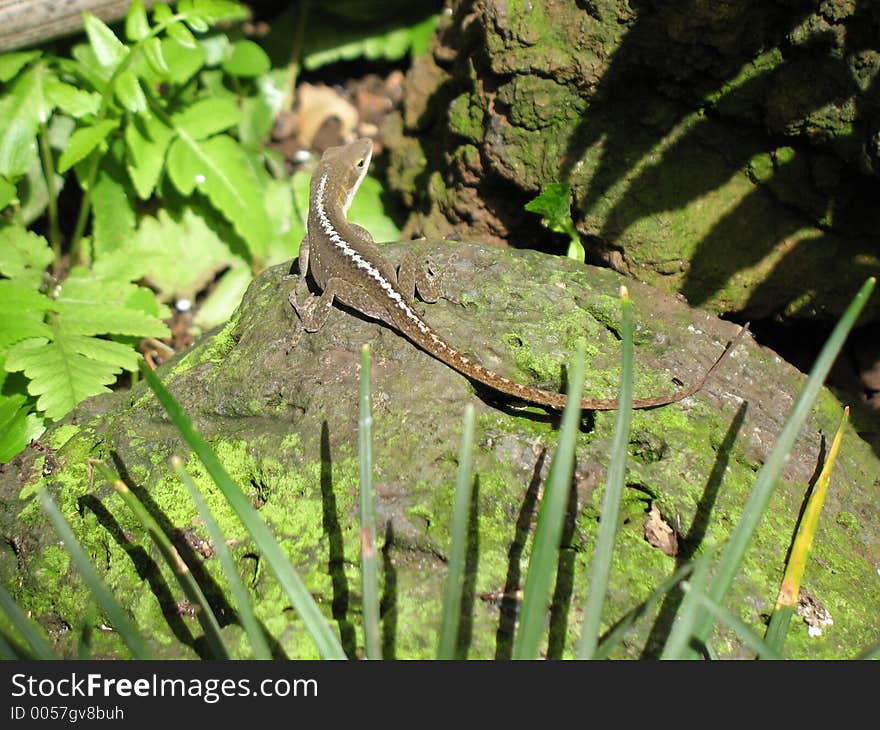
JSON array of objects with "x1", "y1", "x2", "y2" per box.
[{"x1": 289, "y1": 138, "x2": 748, "y2": 410}]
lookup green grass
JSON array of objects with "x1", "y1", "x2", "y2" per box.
[
  {"x1": 577, "y1": 286, "x2": 634, "y2": 659},
  {"x1": 437, "y1": 403, "x2": 476, "y2": 660},
  {"x1": 359, "y1": 344, "x2": 381, "y2": 659}
]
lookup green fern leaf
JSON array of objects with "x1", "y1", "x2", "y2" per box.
[
  {"x1": 0, "y1": 391, "x2": 44, "y2": 461},
  {"x1": 83, "y1": 12, "x2": 129, "y2": 70},
  {"x1": 55, "y1": 267, "x2": 170, "y2": 338},
  {"x1": 114, "y1": 70, "x2": 147, "y2": 113},
  {"x1": 154, "y1": 4, "x2": 198, "y2": 49},
  {"x1": 91, "y1": 141, "x2": 136, "y2": 256},
  {"x1": 303, "y1": 13, "x2": 439, "y2": 70},
  {"x1": 0, "y1": 50, "x2": 41, "y2": 83},
  {"x1": 0, "y1": 280, "x2": 53, "y2": 348},
  {"x1": 45, "y1": 80, "x2": 101, "y2": 118},
  {"x1": 187, "y1": 0, "x2": 251, "y2": 25},
  {"x1": 0, "y1": 280, "x2": 53, "y2": 314},
  {"x1": 0, "y1": 316, "x2": 52, "y2": 350},
  {"x1": 100, "y1": 207, "x2": 247, "y2": 301},
  {"x1": 0, "y1": 66, "x2": 50, "y2": 178},
  {"x1": 125, "y1": 0, "x2": 151, "y2": 42},
  {"x1": 0, "y1": 226, "x2": 53, "y2": 287},
  {"x1": 171, "y1": 98, "x2": 240, "y2": 141},
  {"x1": 221, "y1": 40, "x2": 270, "y2": 78},
  {"x1": 58, "y1": 119, "x2": 119, "y2": 173},
  {"x1": 0, "y1": 258, "x2": 168, "y2": 419},
  {"x1": 166, "y1": 133, "x2": 272, "y2": 259},
  {"x1": 158, "y1": 38, "x2": 206, "y2": 84},
  {"x1": 125, "y1": 113, "x2": 175, "y2": 199},
  {"x1": 5, "y1": 329, "x2": 136, "y2": 420},
  {"x1": 0, "y1": 176, "x2": 15, "y2": 209},
  {"x1": 143, "y1": 37, "x2": 170, "y2": 76}
]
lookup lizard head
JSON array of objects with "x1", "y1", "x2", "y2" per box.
[{"x1": 316, "y1": 138, "x2": 374, "y2": 215}]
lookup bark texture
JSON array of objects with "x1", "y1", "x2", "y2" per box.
[{"x1": 386, "y1": 0, "x2": 880, "y2": 324}]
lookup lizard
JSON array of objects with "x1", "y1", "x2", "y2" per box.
[{"x1": 288, "y1": 137, "x2": 749, "y2": 411}]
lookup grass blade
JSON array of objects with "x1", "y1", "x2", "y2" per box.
[
  {"x1": 512, "y1": 340, "x2": 587, "y2": 659},
  {"x1": 681, "y1": 582, "x2": 782, "y2": 660},
  {"x1": 173, "y1": 457, "x2": 273, "y2": 660},
  {"x1": 138, "y1": 359, "x2": 346, "y2": 659},
  {"x1": 0, "y1": 630, "x2": 27, "y2": 659},
  {"x1": 660, "y1": 546, "x2": 716, "y2": 659},
  {"x1": 766, "y1": 407, "x2": 849, "y2": 653},
  {"x1": 593, "y1": 561, "x2": 694, "y2": 659},
  {"x1": 359, "y1": 345, "x2": 381, "y2": 660},
  {"x1": 688, "y1": 277, "x2": 875, "y2": 657},
  {"x1": 76, "y1": 602, "x2": 99, "y2": 660},
  {"x1": 38, "y1": 489, "x2": 150, "y2": 659},
  {"x1": 437, "y1": 404, "x2": 476, "y2": 660},
  {"x1": 0, "y1": 582, "x2": 55, "y2": 659},
  {"x1": 95, "y1": 465, "x2": 229, "y2": 659},
  {"x1": 578, "y1": 285, "x2": 634, "y2": 659}
]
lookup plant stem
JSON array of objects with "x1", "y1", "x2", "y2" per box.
[
  {"x1": 38, "y1": 122, "x2": 62, "y2": 271},
  {"x1": 69, "y1": 156, "x2": 100, "y2": 265},
  {"x1": 283, "y1": 0, "x2": 311, "y2": 111}
]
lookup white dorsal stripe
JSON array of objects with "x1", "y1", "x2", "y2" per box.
[
  {"x1": 314, "y1": 181, "x2": 517, "y2": 385},
  {"x1": 315, "y1": 174, "x2": 438, "y2": 339}
]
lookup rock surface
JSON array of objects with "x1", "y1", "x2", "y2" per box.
[
  {"x1": 1, "y1": 242, "x2": 878, "y2": 659},
  {"x1": 386, "y1": 0, "x2": 880, "y2": 324}
]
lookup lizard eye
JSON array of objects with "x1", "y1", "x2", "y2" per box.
[{"x1": 356, "y1": 158, "x2": 365, "y2": 168}]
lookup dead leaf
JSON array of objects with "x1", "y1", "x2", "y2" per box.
[
  {"x1": 797, "y1": 588, "x2": 834, "y2": 637},
  {"x1": 644, "y1": 503, "x2": 678, "y2": 556},
  {"x1": 295, "y1": 83, "x2": 359, "y2": 148}
]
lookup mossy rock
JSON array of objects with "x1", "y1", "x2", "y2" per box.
[
  {"x1": 1, "y1": 242, "x2": 878, "y2": 659},
  {"x1": 386, "y1": 0, "x2": 880, "y2": 324}
]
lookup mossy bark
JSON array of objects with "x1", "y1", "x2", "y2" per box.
[{"x1": 386, "y1": 0, "x2": 880, "y2": 324}]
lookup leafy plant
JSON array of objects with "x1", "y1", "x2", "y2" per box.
[
  {"x1": 764, "y1": 406, "x2": 848, "y2": 651},
  {"x1": 0, "y1": 1, "x2": 266, "y2": 456},
  {"x1": 300, "y1": 12, "x2": 439, "y2": 71},
  {"x1": 525, "y1": 183, "x2": 585, "y2": 261},
  {"x1": 0, "y1": 1, "x2": 409, "y2": 462}
]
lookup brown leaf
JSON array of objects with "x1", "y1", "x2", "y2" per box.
[
  {"x1": 644, "y1": 503, "x2": 678, "y2": 556},
  {"x1": 295, "y1": 83, "x2": 359, "y2": 148}
]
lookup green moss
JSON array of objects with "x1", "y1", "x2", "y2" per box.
[
  {"x1": 774, "y1": 145, "x2": 796, "y2": 166},
  {"x1": 169, "y1": 312, "x2": 241, "y2": 376},
  {"x1": 834, "y1": 510, "x2": 858, "y2": 530},
  {"x1": 47, "y1": 424, "x2": 80, "y2": 450},
  {"x1": 705, "y1": 48, "x2": 784, "y2": 106},
  {"x1": 748, "y1": 152, "x2": 775, "y2": 183},
  {"x1": 496, "y1": 76, "x2": 586, "y2": 132},
  {"x1": 448, "y1": 94, "x2": 484, "y2": 142},
  {"x1": 280, "y1": 432, "x2": 300, "y2": 450}
]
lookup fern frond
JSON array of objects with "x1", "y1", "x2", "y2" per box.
[
  {"x1": 6, "y1": 328, "x2": 139, "y2": 420},
  {"x1": 166, "y1": 133, "x2": 272, "y2": 260}
]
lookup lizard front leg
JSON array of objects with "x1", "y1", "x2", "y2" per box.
[
  {"x1": 287, "y1": 235, "x2": 324, "y2": 330},
  {"x1": 292, "y1": 276, "x2": 393, "y2": 332},
  {"x1": 398, "y1": 251, "x2": 441, "y2": 304}
]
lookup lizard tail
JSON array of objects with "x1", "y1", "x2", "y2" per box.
[
  {"x1": 583, "y1": 322, "x2": 750, "y2": 411},
  {"x1": 397, "y1": 313, "x2": 750, "y2": 412}
]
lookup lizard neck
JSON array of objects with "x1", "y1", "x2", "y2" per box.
[{"x1": 313, "y1": 172, "x2": 367, "y2": 253}]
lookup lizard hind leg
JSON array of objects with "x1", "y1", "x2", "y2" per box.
[
  {"x1": 398, "y1": 251, "x2": 441, "y2": 304},
  {"x1": 295, "y1": 276, "x2": 395, "y2": 332},
  {"x1": 288, "y1": 280, "x2": 333, "y2": 333}
]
